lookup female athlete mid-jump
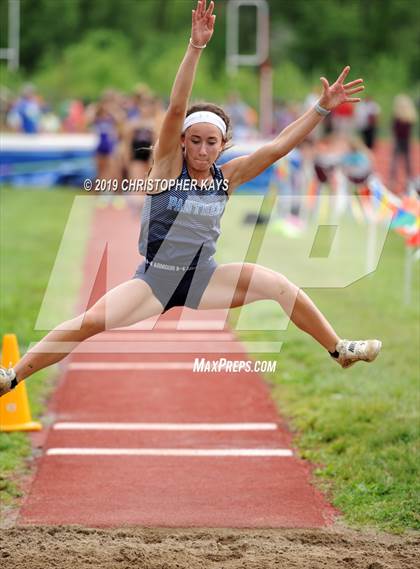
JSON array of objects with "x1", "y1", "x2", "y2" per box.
[{"x1": 0, "y1": 0, "x2": 381, "y2": 397}]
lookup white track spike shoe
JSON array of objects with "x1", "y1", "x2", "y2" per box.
[
  {"x1": 332, "y1": 339, "x2": 382, "y2": 369},
  {"x1": 0, "y1": 366, "x2": 18, "y2": 397}
]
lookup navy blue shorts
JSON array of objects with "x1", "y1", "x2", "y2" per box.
[{"x1": 133, "y1": 258, "x2": 218, "y2": 313}]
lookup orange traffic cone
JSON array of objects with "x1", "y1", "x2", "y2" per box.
[{"x1": 0, "y1": 334, "x2": 42, "y2": 432}]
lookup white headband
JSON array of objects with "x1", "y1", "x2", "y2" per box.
[{"x1": 183, "y1": 111, "x2": 227, "y2": 138}]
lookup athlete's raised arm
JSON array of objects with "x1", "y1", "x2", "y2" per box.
[
  {"x1": 223, "y1": 66, "x2": 364, "y2": 192},
  {"x1": 153, "y1": 0, "x2": 216, "y2": 164}
]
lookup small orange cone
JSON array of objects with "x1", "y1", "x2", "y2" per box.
[{"x1": 0, "y1": 334, "x2": 42, "y2": 432}]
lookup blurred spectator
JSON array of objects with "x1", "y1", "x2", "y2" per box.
[
  {"x1": 272, "y1": 99, "x2": 298, "y2": 134},
  {"x1": 355, "y1": 96, "x2": 380, "y2": 149},
  {"x1": 313, "y1": 133, "x2": 345, "y2": 184},
  {"x1": 126, "y1": 84, "x2": 153, "y2": 121},
  {"x1": 389, "y1": 94, "x2": 418, "y2": 193},
  {"x1": 124, "y1": 92, "x2": 157, "y2": 181},
  {"x1": 62, "y1": 99, "x2": 86, "y2": 133},
  {"x1": 225, "y1": 91, "x2": 258, "y2": 140},
  {"x1": 6, "y1": 84, "x2": 41, "y2": 134},
  {"x1": 341, "y1": 136, "x2": 373, "y2": 185},
  {"x1": 86, "y1": 94, "x2": 124, "y2": 183},
  {"x1": 122, "y1": 90, "x2": 164, "y2": 213},
  {"x1": 331, "y1": 101, "x2": 355, "y2": 137}
]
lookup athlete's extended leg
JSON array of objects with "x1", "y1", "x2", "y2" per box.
[
  {"x1": 0, "y1": 279, "x2": 163, "y2": 394},
  {"x1": 198, "y1": 263, "x2": 381, "y2": 367},
  {"x1": 198, "y1": 263, "x2": 339, "y2": 350}
]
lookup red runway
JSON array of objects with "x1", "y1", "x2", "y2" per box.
[{"x1": 18, "y1": 198, "x2": 338, "y2": 528}]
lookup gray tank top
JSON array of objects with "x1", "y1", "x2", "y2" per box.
[{"x1": 138, "y1": 160, "x2": 228, "y2": 267}]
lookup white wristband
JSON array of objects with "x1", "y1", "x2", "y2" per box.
[
  {"x1": 189, "y1": 37, "x2": 207, "y2": 49},
  {"x1": 315, "y1": 102, "x2": 331, "y2": 116}
]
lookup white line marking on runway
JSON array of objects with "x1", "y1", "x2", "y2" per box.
[
  {"x1": 46, "y1": 448, "x2": 293, "y2": 457},
  {"x1": 85, "y1": 333, "x2": 234, "y2": 342},
  {"x1": 116, "y1": 320, "x2": 228, "y2": 331},
  {"x1": 29, "y1": 341, "x2": 281, "y2": 353},
  {"x1": 68, "y1": 362, "x2": 194, "y2": 371},
  {"x1": 175, "y1": 321, "x2": 228, "y2": 330},
  {"x1": 53, "y1": 422, "x2": 279, "y2": 431}
]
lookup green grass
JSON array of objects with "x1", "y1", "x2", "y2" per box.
[
  {"x1": 0, "y1": 186, "x2": 93, "y2": 506},
  {"x1": 221, "y1": 195, "x2": 420, "y2": 533}
]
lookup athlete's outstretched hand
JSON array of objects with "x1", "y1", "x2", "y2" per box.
[
  {"x1": 318, "y1": 66, "x2": 364, "y2": 111},
  {"x1": 191, "y1": 0, "x2": 215, "y2": 47}
]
